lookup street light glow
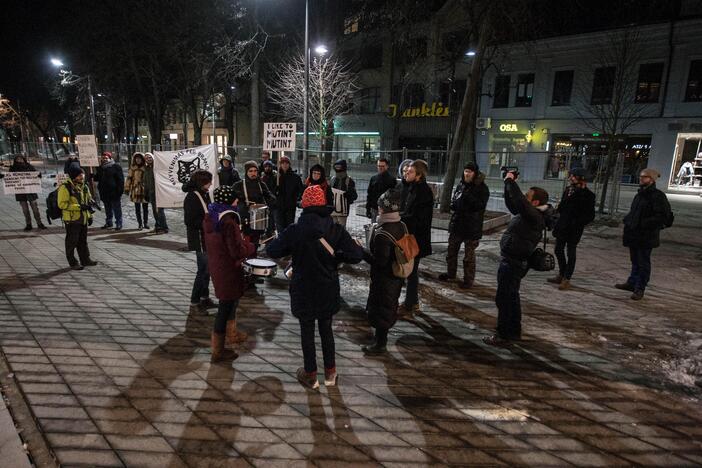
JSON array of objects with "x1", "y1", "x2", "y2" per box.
[
  {"x1": 314, "y1": 45, "x2": 328, "y2": 56},
  {"x1": 465, "y1": 50, "x2": 476, "y2": 57},
  {"x1": 50, "y1": 58, "x2": 64, "y2": 67}
]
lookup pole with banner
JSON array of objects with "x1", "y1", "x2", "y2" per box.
[{"x1": 75, "y1": 134, "x2": 100, "y2": 202}]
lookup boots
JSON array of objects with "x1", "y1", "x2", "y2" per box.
[
  {"x1": 547, "y1": 274, "x2": 563, "y2": 284},
  {"x1": 225, "y1": 320, "x2": 248, "y2": 347},
  {"x1": 211, "y1": 332, "x2": 237, "y2": 363}
]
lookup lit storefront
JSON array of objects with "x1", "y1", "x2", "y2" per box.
[{"x1": 668, "y1": 133, "x2": 702, "y2": 193}]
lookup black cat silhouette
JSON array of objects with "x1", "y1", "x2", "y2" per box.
[{"x1": 177, "y1": 158, "x2": 201, "y2": 183}]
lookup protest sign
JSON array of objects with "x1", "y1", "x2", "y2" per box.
[
  {"x1": 75, "y1": 135, "x2": 99, "y2": 167},
  {"x1": 153, "y1": 145, "x2": 218, "y2": 208},
  {"x1": 263, "y1": 122, "x2": 296, "y2": 152},
  {"x1": 2, "y1": 172, "x2": 42, "y2": 195}
]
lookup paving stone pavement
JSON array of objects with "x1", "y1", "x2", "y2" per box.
[{"x1": 1, "y1": 193, "x2": 702, "y2": 467}]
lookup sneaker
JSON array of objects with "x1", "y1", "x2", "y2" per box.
[
  {"x1": 547, "y1": 274, "x2": 563, "y2": 284},
  {"x1": 23, "y1": 225, "x2": 32, "y2": 231},
  {"x1": 324, "y1": 368, "x2": 338, "y2": 386},
  {"x1": 615, "y1": 282, "x2": 634, "y2": 291},
  {"x1": 189, "y1": 303, "x2": 207, "y2": 316},
  {"x1": 558, "y1": 279, "x2": 571, "y2": 290},
  {"x1": 144, "y1": 224, "x2": 150, "y2": 230},
  {"x1": 200, "y1": 298, "x2": 218, "y2": 309},
  {"x1": 631, "y1": 289, "x2": 644, "y2": 301},
  {"x1": 361, "y1": 342, "x2": 387, "y2": 355},
  {"x1": 482, "y1": 334, "x2": 512, "y2": 347},
  {"x1": 82, "y1": 260, "x2": 98, "y2": 267},
  {"x1": 38, "y1": 224, "x2": 47, "y2": 230},
  {"x1": 114, "y1": 225, "x2": 123, "y2": 231},
  {"x1": 70, "y1": 264, "x2": 84, "y2": 271},
  {"x1": 438, "y1": 273, "x2": 454, "y2": 282},
  {"x1": 296, "y1": 367, "x2": 319, "y2": 389}
]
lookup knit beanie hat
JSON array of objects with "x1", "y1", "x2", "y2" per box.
[
  {"x1": 464, "y1": 161, "x2": 479, "y2": 173},
  {"x1": 301, "y1": 185, "x2": 327, "y2": 208},
  {"x1": 244, "y1": 160, "x2": 258, "y2": 172},
  {"x1": 640, "y1": 168, "x2": 660, "y2": 179},
  {"x1": 68, "y1": 165, "x2": 84, "y2": 180},
  {"x1": 279, "y1": 155, "x2": 291, "y2": 163},
  {"x1": 221, "y1": 154, "x2": 232, "y2": 162},
  {"x1": 377, "y1": 188, "x2": 402, "y2": 213},
  {"x1": 263, "y1": 160, "x2": 275, "y2": 168},
  {"x1": 333, "y1": 159, "x2": 347, "y2": 172},
  {"x1": 570, "y1": 167, "x2": 587, "y2": 179},
  {"x1": 214, "y1": 185, "x2": 236, "y2": 205}
]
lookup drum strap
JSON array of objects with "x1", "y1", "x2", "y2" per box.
[
  {"x1": 318, "y1": 238, "x2": 334, "y2": 256},
  {"x1": 242, "y1": 179, "x2": 265, "y2": 205},
  {"x1": 218, "y1": 210, "x2": 241, "y2": 225},
  {"x1": 194, "y1": 192, "x2": 208, "y2": 213}
]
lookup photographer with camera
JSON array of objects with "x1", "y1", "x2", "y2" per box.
[
  {"x1": 57, "y1": 166, "x2": 98, "y2": 270},
  {"x1": 483, "y1": 169, "x2": 551, "y2": 346}
]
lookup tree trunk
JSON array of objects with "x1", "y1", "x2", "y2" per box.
[
  {"x1": 598, "y1": 139, "x2": 617, "y2": 213},
  {"x1": 250, "y1": 59, "x2": 260, "y2": 152}
]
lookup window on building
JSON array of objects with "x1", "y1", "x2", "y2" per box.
[
  {"x1": 635, "y1": 62, "x2": 664, "y2": 103},
  {"x1": 551, "y1": 70, "x2": 574, "y2": 106},
  {"x1": 515, "y1": 73, "x2": 535, "y2": 107},
  {"x1": 684, "y1": 60, "x2": 702, "y2": 102},
  {"x1": 591, "y1": 66, "x2": 615, "y2": 104},
  {"x1": 358, "y1": 87, "x2": 381, "y2": 114},
  {"x1": 493, "y1": 75, "x2": 510, "y2": 108},
  {"x1": 360, "y1": 44, "x2": 382, "y2": 69}
]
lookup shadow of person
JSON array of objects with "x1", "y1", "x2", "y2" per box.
[
  {"x1": 0, "y1": 267, "x2": 73, "y2": 293},
  {"x1": 92, "y1": 230, "x2": 187, "y2": 252}
]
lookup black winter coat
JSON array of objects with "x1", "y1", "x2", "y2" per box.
[
  {"x1": 623, "y1": 183, "x2": 670, "y2": 249},
  {"x1": 218, "y1": 165, "x2": 240, "y2": 187},
  {"x1": 266, "y1": 206, "x2": 364, "y2": 320},
  {"x1": 261, "y1": 170, "x2": 278, "y2": 197},
  {"x1": 182, "y1": 179, "x2": 211, "y2": 252},
  {"x1": 95, "y1": 161, "x2": 125, "y2": 199},
  {"x1": 449, "y1": 173, "x2": 490, "y2": 240},
  {"x1": 552, "y1": 185, "x2": 595, "y2": 242},
  {"x1": 366, "y1": 171, "x2": 398, "y2": 213},
  {"x1": 364, "y1": 220, "x2": 405, "y2": 330},
  {"x1": 401, "y1": 180, "x2": 434, "y2": 258},
  {"x1": 499, "y1": 179, "x2": 547, "y2": 262},
  {"x1": 8, "y1": 158, "x2": 40, "y2": 202},
  {"x1": 233, "y1": 177, "x2": 276, "y2": 232},
  {"x1": 275, "y1": 169, "x2": 304, "y2": 211}
]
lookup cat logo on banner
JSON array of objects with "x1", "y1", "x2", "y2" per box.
[{"x1": 153, "y1": 145, "x2": 218, "y2": 208}]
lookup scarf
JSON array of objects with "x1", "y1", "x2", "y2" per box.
[
  {"x1": 207, "y1": 202, "x2": 240, "y2": 232},
  {"x1": 377, "y1": 211, "x2": 401, "y2": 225}
]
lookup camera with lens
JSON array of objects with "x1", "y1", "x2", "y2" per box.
[
  {"x1": 80, "y1": 201, "x2": 102, "y2": 214},
  {"x1": 500, "y1": 166, "x2": 520, "y2": 179}
]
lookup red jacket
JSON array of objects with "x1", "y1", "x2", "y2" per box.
[{"x1": 203, "y1": 211, "x2": 256, "y2": 301}]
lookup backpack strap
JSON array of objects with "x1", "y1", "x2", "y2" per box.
[{"x1": 318, "y1": 237, "x2": 335, "y2": 256}]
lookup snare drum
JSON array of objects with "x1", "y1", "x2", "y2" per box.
[
  {"x1": 249, "y1": 204, "x2": 269, "y2": 231},
  {"x1": 243, "y1": 258, "x2": 277, "y2": 277}
]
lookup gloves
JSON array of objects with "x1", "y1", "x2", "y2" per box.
[
  {"x1": 88, "y1": 217, "x2": 93, "y2": 226},
  {"x1": 80, "y1": 204, "x2": 91, "y2": 212}
]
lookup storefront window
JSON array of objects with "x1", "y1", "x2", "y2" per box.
[{"x1": 669, "y1": 133, "x2": 702, "y2": 192}]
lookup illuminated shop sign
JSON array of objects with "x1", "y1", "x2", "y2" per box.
[
  {"x1": 498, "y1": 123, "x2": 519, "y2": 132},
  {"x1": 387, "y1": 102, "x2": 449, "y2": 118}
]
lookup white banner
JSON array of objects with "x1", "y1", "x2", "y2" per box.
[
  {"x1": 75, "y1": 135, "x2": 99, "y2": 167},
  {"x1": 263, "y1": 122, "x2": 296, "y2": 152},
  {"x1": 2, "y1": 172, "x2": 42, "y2": 195},
  {"x1": 153, "y1": 145, "x2": 218, "y2": 208}
]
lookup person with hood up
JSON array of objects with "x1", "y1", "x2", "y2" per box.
[
  {"x1": 362, "y1": 188, "x2": 406, "y2": 355},
  {"x1": 94, "y1": 151, "x2": 124, "y2": 230},
  {"x1": 438, "y1": 162, "x2": 490, "y2": 288},
  {"x1": 305, "y1": 164, "x2": 333, "y2": 207},
  {"x1": 218, "y1": 154, "x2": 240, "y2": 187},
  {"x1": 57, "y1": 166, "x2": 98, "y2": 270},
  {"x1": 125, "y1": 152, "x2": 149, "y2": 229},
  {"x1": 330, "y1": 159, "x2": 358, "y2": 227},
  {"x1": 260, "y1": 160, "x2": 278, "y2": 236},
  {"x1": 0, "y1": 155, "x2": 45, "y2": 230},
  {"x1": 232, "y1": 160, "x2": 276, "y2": 245},
  {"x1": 203, "y1": 185, "x2": 256, "y2": 362},
  {"x1": 274, "y1": 155, "x2": 304, "y2": 231},
  {"x1": 266, "y1": 184, "x2": 364, "y2": 389},
  {"x1": 143, "y1": 153, "x2": 169, "y2": 233},
  {"x1": 366, "y1": 158, "x2": 397, "y2": 222}
]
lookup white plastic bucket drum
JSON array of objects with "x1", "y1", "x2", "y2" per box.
[
  {"x1": 249, "y1": 204, "x2": 269, "y2": 231},
  {"x1": 243, "y1": 258, "x2": 277, "y2": 277}
]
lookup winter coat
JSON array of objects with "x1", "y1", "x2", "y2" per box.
[
  {"x1": 623, "y1": 183, "x2": 670, "y2": 249},
  {"x1": 305, "y1": 165, "x2": 334, "y2": 206},
  {"x1": 95, "y1": 160, "x2": 125, "y2": 200},
  {"x1": 266, "y1": 206, "x2": 364, "y2": 321},
  {"x1": 261, "y1": 169, "x2": 278, "y2": 196},
  {"x1": 143, "y1": 165, "x2": 156, "y2": 203},
  {"x1": 366, "y1": 170, "x2": 398, "y2": 213},
  {"x1": 399, "y1": 179, "x2": 411, "y2": 212},
  {"x1": 364, "y1": 220, "x2": 405, "y2": 330},
  {"x1": 401, "y1": 180, "x2": 434, "y2": 258},
  {"x1": 125, "y1": 164, "x2": 147, "y2": 203},
  {"x1": 449, "y1": 173, "x2": 490, "y2": 241},
  {"x1": 182, "y1": 179, "x2": 211, "y2": 252},
  {"x1": 203, "y1": 209, "x2": 256, "y2": 301},
  {"x1": 275, "y1": 168, "x2": 304, "y2": 212},
  {"x1": 233, "y1": 176, "x2": 276, "y2": 232},
  {"x1": 8, "y1": 157, "x2": 40, "y2": 202},
  {"x1": 499, "y1": 179, "x2": 547, "y2": 262},
  {"x1": 331, "y1": 173, "x2": 358, "y2": 205},
  {"x1": 552, "y1": 185, "x2": 595, "y2": 243},
  {"x1": 63, "y1": 158, "x2": 80, "y2": 174},
  {"x1": 218, "y1": 165, "x2": 241, "y2": 187},
  {"x1": 57, "y1": 180, "x2": 93, "y2": 225}
]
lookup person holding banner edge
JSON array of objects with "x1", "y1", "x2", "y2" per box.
[
  {"x1": 0, "y1": 155, "x2": 46, "y2": 231},
  {"x1": 143, "y1": 153, "x2": 169, "y2": 233}
]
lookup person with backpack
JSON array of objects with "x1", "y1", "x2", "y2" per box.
[
  {"x1": 94, "y1": 151, "x2": 124, "y2": 230},
  {"x1": 125, "y1": 153, "x2": 149, "y2": 230},
  {"x1": 616, "y1": 168, "x2": 672, "y2": 301},
  {"x1": 57, "y1": 166, "x2": 98, "y2": 270},
  {"x1": 330, "y1": 159, "x2": 357, "y2": 227},
  {"x1": 266, "y1": 184, "x2": 364, "y2": 389},
  {"x1": 0, "y1": 155, "x2": 46, "y2": 231}
]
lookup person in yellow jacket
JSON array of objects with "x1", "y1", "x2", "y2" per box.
[{"x1": 58, "y1": 166, "x2": 98, "y2": 270}]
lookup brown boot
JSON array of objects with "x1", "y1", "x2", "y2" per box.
[
  {"x1": 211, "y1": 332, "x2": 238, "y2": 363},
  {"x1": 225, "y1": 320, "x2": 248, "y2": 347},
  {"x1": 547, "y1": 274, "x2": 563, "y2": 284},
  {"x1": 558, "y1": 279, "x2": 571, "y2": 290}
]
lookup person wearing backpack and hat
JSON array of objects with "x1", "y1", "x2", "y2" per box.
[
  {"x1": 266, "y1": 184, "x2": 364, "y2": 389},
  {"x1": 616, "y1": 168, "x2": 672, "y2": 301},
  {"x1": 57, "y1": 166, "x2": 98, "y2": 270},
  {"x1": 362, "y1": 188, "x2": 407, "y2": 355},
  {"x1": 330, "y1": 159, "x2": 357, "y2": 227}
]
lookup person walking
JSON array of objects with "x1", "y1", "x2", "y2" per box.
[
  {"x1": 266, "y1": 185, "x2": 364, "y2": 389},
  {"x1": 57, "y1": 166, "x2": 98, "y2": 270},
  {"x1": 305, "y1": 164, "x2": 333, "y2": 207},
  {"x1": 366, "y1": 158, "x2": 397, "y2": 223},
  {"x1": 203, "y1": 186, "x2": 256, "y2": 362},
  {"x1": 143, "y1": 153, "x2": 169, "y2": 234},
  {"x1": 95, "y1": 151, "x2": 124, "y2": 230},
  {"x1": 547, "y1": 167, "x2": 595, "y2": 290},
  {"x1": 330, "y1": 159, "x2": 357, "y2": 227},
  {"x1": 274, "y1": 155, "x2": 303, "y2": 231},
  {"x1": 1, "y1": 155, "x2": 46, "y2": 231},
  {"x1": 438, "y1": 162, "x2": 490, "y2": 288},
  {"x1": 183, "y1": 170, "x2": 217, "y2": 315},
  {"x1": 483, "y1": 173, "x2": 552, "y2": 346},
  {"x1": 399, "y1": 160, "x2": 434, "y2": 317},
  {"x1": 218, "y1": 154, "x2": 240, "y2": 187},
  {"x1": 125, "y1": 153, "x2": 149, "y2": 230},
  {"x1": 616, "y1": 168, "x2": 672, "y2": 300},
  {"x1": 362, "y1": 189, "x2": 405, "y2": 355}
]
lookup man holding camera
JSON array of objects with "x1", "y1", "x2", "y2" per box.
[
  {"x1": 484, "y1": 170, "x2": 550, "y2": 346},
  {"x1": 58, "y1": 166, "x2": 98, "y2": 270}
]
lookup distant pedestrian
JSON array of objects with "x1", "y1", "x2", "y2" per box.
[
  {"x1": 366, "y1": 157, "x2": 397, "y2": 222},
  {"x1": 616, "y1": 168, "x2": 672, "y2": 301},
  {"x1": 203, "y1": 185, "x2": 256, "y2": 362},
  {"x1": 362, "y1": 189, "x2": 405, "y2": 355},
  {"x1": 305, "y1": 164, "x2": 333, "y2": 206},
  {"x1": 218, "y1": 154, "x2": 240, "y2": 187},
  {"x1": 260, "y1": 160, "x2": 278, "y2": 236},
  {"x1": 399, "y1": 160, "x2": 434, "y2": 317},
  {"x1": 57, "y1": 166, "x2": 98, "y2": 270},
  {"x1": 0, "y1": 155, "x2": 46, "y2": 231},
  {"x1": 266, "y1": 184, "x2": 364, "y2": 389},
  {"x1": 143, "y1": 153, "x2": 169, "y2": 233},
  {"x1": 439, "y1": 162, "x2": 489, "y2": 289},
  {"x1": 183, "y1": 170, "x2": 217, "y2": 315},
  {"x1": 330, "y1": 159, "x2": 357, "y2": 227},
  {"x1": 95, "y1": 151, "x2": 124, "y2": 230},
  {"x1": 547, "y1": 167, "x2": 595, "y2": 290},
  {"x1": 274, "y1": 155, "x2": 303, "y2": 231},
  {"x1": 125, "y1": 153, "x2": 149, "y2": 230}
]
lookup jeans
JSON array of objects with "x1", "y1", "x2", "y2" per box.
[
  {"x1": 495, "y1": 258, "x2": 528, "y2": 340},
  {"x1": 627, "y1": 247, "x2": 652, "y2": 291},
  {"x1": 103, "y1": 196, "x2": 123, "y2": 227},
  {"x1": 153, "y1": 207, "x2": 168, "y2": 230},
  {"x1": 403, "y1": 258, "x2": 421, "y2": 307},
  {"x1": 190, "y1": 251, "x2": 210, "y2": 304},
  {"x1": 65, "y1": 222, "x2": 90, "y2": 266},
  {"x1": 446, "y1": 232, "x2": 479, "y2": 284},
  {"x1": 135, "y1": 202, "x2": 149, "y2": 227},
  {"x1": 214, "y1": 300, "x2": 238, "y2": 334},
  {"x1": 555, "y1": 237, "x2": 578, "y2": 279},
  {"x1": 299, "y1": 317, "x2": 335, "y2": 373},
  {"x1": 19, "y1": 200, "x2": 42, "y2": 226},
  {"x1": 274, "y1": 208, "x2": 296, "y2": 233}
]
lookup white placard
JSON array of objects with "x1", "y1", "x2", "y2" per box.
[
  {"x1": 75, "y1": 135, "x2": 99, "y2": 167},
  {"x1": 2, "y1": 172, "x2": 42, "y2": 195},
  {"x1": 263, "y1": 122, "x2": 296, "y2": 152},
  {"x1": 153, "y1": 145, "x2": 218, "y2": 208}
]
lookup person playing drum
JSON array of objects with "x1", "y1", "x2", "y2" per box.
[{"x1": 232, "y1": 160, "x2": 276, "y2": 246}]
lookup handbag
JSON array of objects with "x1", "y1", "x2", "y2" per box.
[{"x1": 528, "y1": 228, "x2": 555, "y2": 272}]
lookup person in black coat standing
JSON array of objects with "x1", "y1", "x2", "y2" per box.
[
  {"x1": 547, "y1": 167, "x2": 595, "y2": 290},
  {"x1": 266, "y1": 185, "x2": 364, "y2": 389},
  {"x1": 94, "y1": 152, "x2": 125, "y2": 230},
  {"x1": 399, "y1": 159, "x2": 434, "y2": 316},
  {"x1": 616, "y1": 168, "x2": 671, "y2": 301},
  {"x1": 366, "y1": 158, "x2": 398, "y2": 222},
  {"x1": 0, "y1": 155, "x2": 45, "y2": 230},
  {"x1": 217, "y1": 155, "x2": 240, "y2": 187},
  {"x1": 439, "y1": 162, "x2": 490, "y2": 288},
  {"x1": 362, "y1": 189, "x2": 406, "y2": 355},
  {"x1": 273, "y1": 155, "x2": 303, "y2": 231}
]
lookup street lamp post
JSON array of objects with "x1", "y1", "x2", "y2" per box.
[
  {"x1": 303, "y1": 0, "x2": 310, "y2": 175},
  {"x1": 51, "y1": 58, "x2": 97, "y2": 142}
]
